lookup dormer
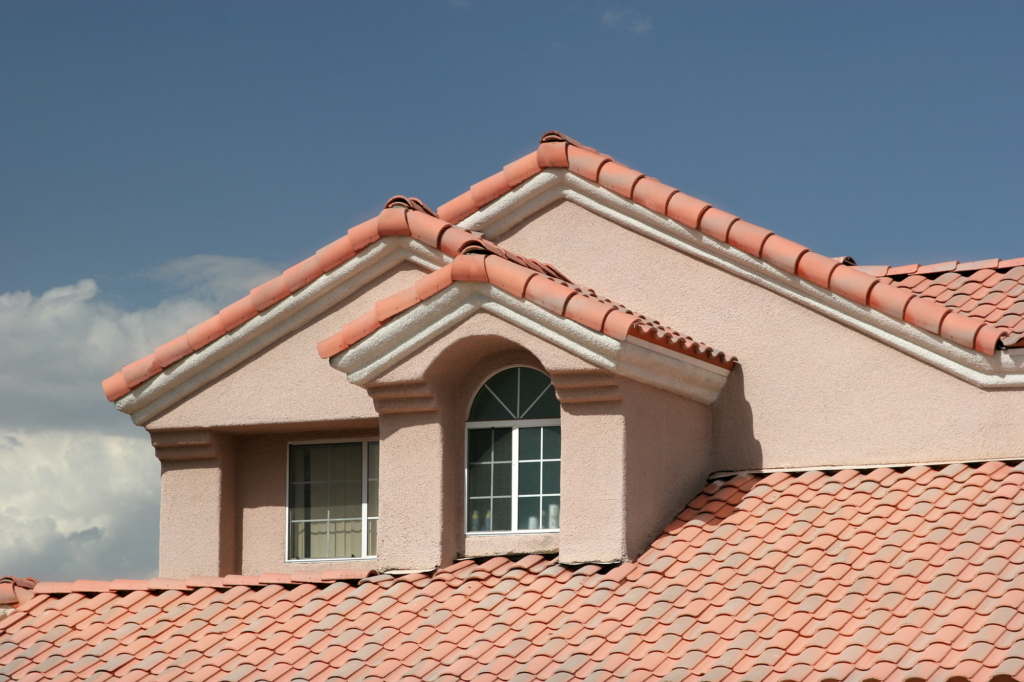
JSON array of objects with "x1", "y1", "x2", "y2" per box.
[{"x1": 102, "y1": 133, "x2": 1024, "y2": 579}]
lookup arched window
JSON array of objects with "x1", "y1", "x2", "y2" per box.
[{"x1": 466, "y1": 367, "x2": 561, "y2": 534}]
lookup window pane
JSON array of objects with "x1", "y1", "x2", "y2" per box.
[
  {"x1": 519, "y1": 427, "x2": 541, "y2": 461},
  {"x1": 492, "y1": 497, "x2": 512, "y2": 532},
  {"x1": 303, "y1": 520, "x2": 329, "y2": 559},
  {"x1": 290, "y1": 483, "x2": 312, "y2": 521},
  {"x1": 367, "y1": 442, "x2": 379, "y2": 479},
  {"x1": 468, "y1": 463, "x2": 491, "y2": 497},
  {"x1": 518, "y1": 368, "x2": 552, "y2": 418},
  {"x1": 487, "y1": 368, "x2": 520, "y2": 415},
  {"x1": 290, "y1": 447, "x2": 312, "y2": 483},
  {"x1": 519, "y1": 461, "x2": 540, "y2": 495},
  {"x1": 468, "y1": 381, "x2": 516, "y2": 421},
  {"x1": 543, "y1": 426, "x2": 561, "y2": 459},
  {"x1": 367, "y1": 477, "x2": 379, "y2": 518},
  {"x1": 309, "y1": 450, "x2": 331, "y2": 483},
  {"x1": 468, "y1": 429, "x2": 492, "y2": 465},
  {"x1": 518, "y1": 496, "x2": 541, "y2": 530},
  {"x1": 542, "y1": 461, "x2": 560, "y2": 495},
  {"x1": 493, "y1": 462, "x2": 512, "y2": 497},
  {"x1": 330, "y1": 480, "x2": 362, "y2": 520},
  {"x1": 468, "y1": 498, "x2": 491, "y2": 532},
  {"x1": 542, "y1": 496, "x2": 561, "y2": 530},
  {"x1": 522, "y1": 384, "x2": 560, "y2": 419},
  {"x1": 330, "y1": 519, "x2": 362, "y2": 559},
  {"x1": 367, "y1": 519, "x2": 378, "y2": 557},
  {"x1": 329, "y1": 443, "x2": 362, "y2": 482},
  {"x1": 292, "y1": 482, "x2": 329, "y2": 520},
  {"x1": 290, "y1": 521, "x2": 307, "y2": 559},
  {"x1": 493, "y1": 428, "x2": 512, "y2": 462}
]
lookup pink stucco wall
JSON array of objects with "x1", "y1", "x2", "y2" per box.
[
  {"x1": 147, "y1": 264, "x2": 424, "y2": 431},
  {"x1": 496, "y1": 200, "x2": 1024, "y2": 471},
  {"x1": 234, "y1": 430, "x2": 379, "y2": 576},
  {"x1": 147, "y1": 198, "x2": 1024, "y2": 577}
]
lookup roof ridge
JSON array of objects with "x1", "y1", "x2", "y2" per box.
[
  {"x1": 432, "y1": 131, "x2": 1012, "y2": 356},
  {"x1": 315, "y1": 241, "x2": 737, "y2": 370},
  {"x1": 102, "y1": 131, "x2": 1016, "y2": 403}
]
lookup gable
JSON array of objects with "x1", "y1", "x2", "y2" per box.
[{"x1": 146, "y1": 263, "x2": 424, "y2": 431}]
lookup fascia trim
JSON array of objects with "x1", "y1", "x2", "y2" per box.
[
  {"x1": 119, "y1": 238, "x2": 449, "y2": 425},
  {"x1": 329, "y1": 283, "x2": 730, "y2": 405},
  {"x1": 464, "y1": 170, "x2": 1024, "y2": 389}
]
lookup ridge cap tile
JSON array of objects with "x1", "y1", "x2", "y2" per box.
[{"x1": 103, "y1": 132, "x2": 1022, "y2": 403}]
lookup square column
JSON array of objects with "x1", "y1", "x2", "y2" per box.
[{"x1": 151, "y1": 430, "x2": 237, "y2": 578}]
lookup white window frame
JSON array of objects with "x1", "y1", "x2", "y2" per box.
[
  {"x1": 465, "y1": 365, "x2": 561, "y2": 536},
  {"x1": 284, "y1": 438, "x2": 379, "y2": 562}
]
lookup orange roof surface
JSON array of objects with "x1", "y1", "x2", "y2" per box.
[
  {"x1": 856, "y1": 261, "x2": 1024, "y2": 348},
  {"x1": 102, "y1": 131, "x2": 1022, "y2": 403},
  {"x1": 3, "y1": 462, "x2": 1023, "y2": 682},
  {"x1": 314, "y1": 220, "x2": 735, "y2": 371}
]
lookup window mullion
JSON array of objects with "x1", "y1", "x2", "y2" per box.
[{"x1": 511, "y1": 426, "x2": 519, "y2": 531}]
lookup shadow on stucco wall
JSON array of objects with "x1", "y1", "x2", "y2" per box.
[{"x1": 710, "y1": 364, "x2": 763, "y2": 474}]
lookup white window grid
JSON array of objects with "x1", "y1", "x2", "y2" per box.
[
  {"x1": 465, "y1": 418, "x2": 560, "y2": 535},
  {"x1": 285, "y1": 438, "x2": 378, "y2": 562}
]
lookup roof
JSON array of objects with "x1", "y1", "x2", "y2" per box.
[
  {"x1": 102, "y1": 131, "x2": 1021, "y2": 403},
  {"x1": 314, "y1": 225, "x2": 735, "y2": 372},
  {"x1": 0, "y1": 578, "x2": 36, "y2": 610},
  {"x1": 3, "y1": 461, "x2": 1022, "y2": 682},
  {"x1": 856, "y1": 261, "x2": 1024, "y2": 348}
]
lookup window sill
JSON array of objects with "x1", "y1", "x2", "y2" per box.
[
  {"x1": 463, "y1": 532, "x2": 559, "y2": 559},
  {"x1": 285, "y1": 556, "x2": 377, "y2": 564}
]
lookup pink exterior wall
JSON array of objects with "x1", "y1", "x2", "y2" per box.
[
  {"x1": 146, "y1": 264, "x2": 424, "y2": 432},
  {"x1": 146, "y1": 197, "x2": 1024, "y2": 578},
  {"x1": 496, "y1": 200, "x2": 1024, "y2": 471},
  {"x1": 155, "y1": 431, "x2": 237, "y2": 579},
  {"x1": 234, "y1": 430, "x2": 378, "y2": 576}
]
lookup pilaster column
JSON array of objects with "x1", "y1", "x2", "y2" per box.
[{"x1": 151, "y1": 430, "x2": 236, "y2": 578}]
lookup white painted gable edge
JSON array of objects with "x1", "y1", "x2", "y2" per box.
[
  {"x1": 461, "y1": 169, "x2": 1024, "y2": 388},
  {"x1": 328, "y1": 283, "x2": 730, "y2": 406},
  {"x1": 116, "y1": 238, "x2": 449, "y2": 425}
]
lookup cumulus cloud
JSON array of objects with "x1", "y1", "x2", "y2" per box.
[
  {"x1": 0, "y1": 429, "x2": 158, "y2": 580},
  {"x1": 0, "y1": 255, "x2": 276, "y2": 580},
  {"x1": 0, "y1": 255, "x2": 278, "y2": 434},
  {"x1": 601, "y1": 8, "x2": 653, "y2": 34}
]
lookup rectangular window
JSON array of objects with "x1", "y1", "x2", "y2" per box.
[
  {"x1": 288, "y1": 441, "x2": 379, "y2": 560},
  {"x1": 466, "y1": 424, "x2": 560, "y2": 533}
]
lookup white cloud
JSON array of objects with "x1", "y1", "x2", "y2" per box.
[
  {"x1": 0, "y1": 255, "x2": 275, "y2": 580},
  {"x1": 0, "y1": 256, "x2": 277, "y2": 434},
  {"x1": 601, "y1": 8, "x2": 653, "y2": 34},
  {"x1": 0, "y1": 429, "x2": 158, "y2": 580}
]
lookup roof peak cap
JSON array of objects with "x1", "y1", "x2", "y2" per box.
[{"x1": 384, "y1": 195, "x2": 438, "y2": 218}]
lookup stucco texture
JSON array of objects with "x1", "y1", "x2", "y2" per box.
[
  {"x1": 146, "y1": 264, "x2": 425, "y2": 431},
  {"x1": 234, "y1": 430, "x2": 379, "y2": 576},
  {"x1": 496, "y1": 200, "x2": 1024, "y2": 471}
]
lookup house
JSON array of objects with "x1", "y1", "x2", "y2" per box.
[{"x1": 1, "y1": 131, "x2": 1023, "y2": 681}]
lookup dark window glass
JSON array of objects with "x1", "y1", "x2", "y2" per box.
[
  {"x1": 287, "y1": 441, "x2": 378, "y2": 560},
  {"x1": 465, "y1": 368, "x2": 561, "y2": 534}
]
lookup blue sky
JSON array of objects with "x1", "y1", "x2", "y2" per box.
[{"x1": 0, "y1": 2, "x2": 1021, "y2": 579}]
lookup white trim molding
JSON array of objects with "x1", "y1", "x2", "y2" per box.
[
  {"x1": 117, "y1": 238, "x2": 450, "y2": 425},
  {"x1": 461, "y1": 169, "x2": 1024, "y2": 389},
  {"x1": 328, "y1": 282, "x2": 731, "y2": 406}
]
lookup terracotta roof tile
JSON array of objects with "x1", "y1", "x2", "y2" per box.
[
  {"x1": 103, "y1": 132, "x2": 1024, "y2": 401},
  {"x1": 5, "y1": 465, "x2": 1024, "y2": 680},
  {"x1": 317, "y1": 232, "x2": 736, "y2": 371}
]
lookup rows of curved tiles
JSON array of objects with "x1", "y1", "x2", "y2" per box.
[{"x1": 1, "y1": 462, "x2": 1022, "y2": 681}]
